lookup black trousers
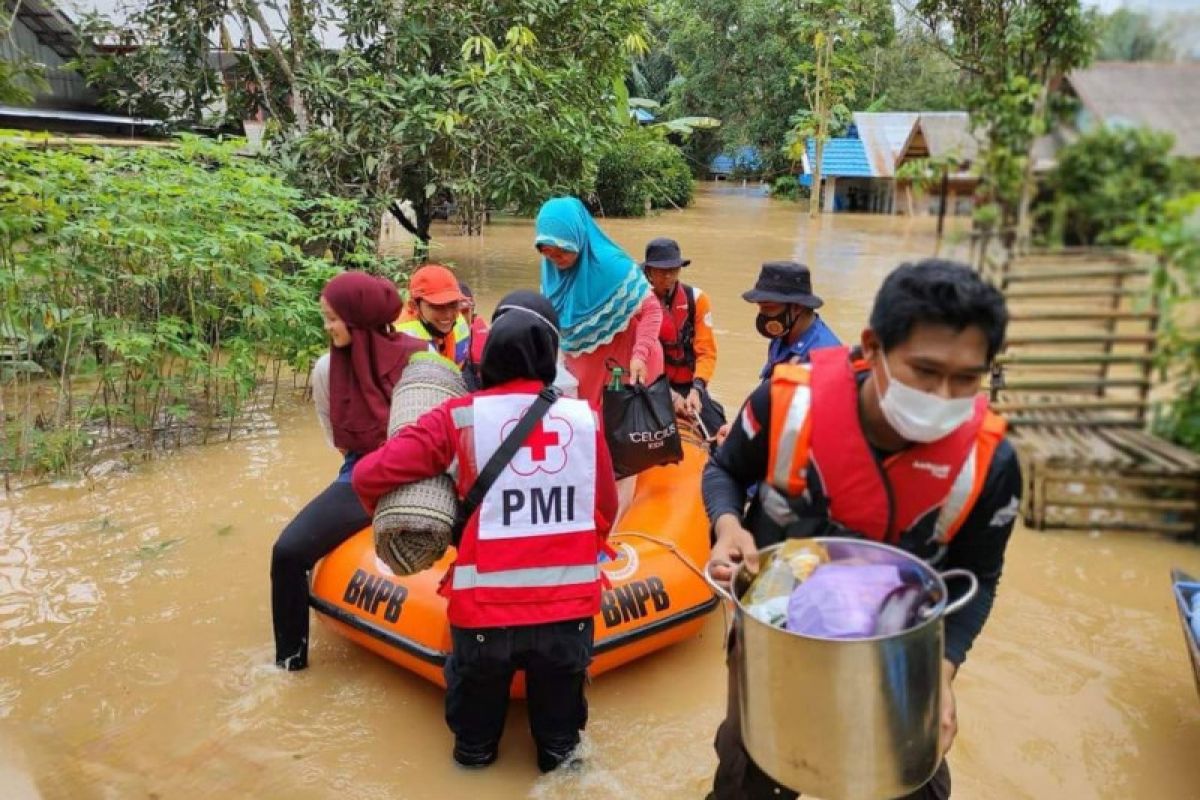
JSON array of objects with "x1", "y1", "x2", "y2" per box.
[
  {"x1": 670, "y1": 381, "x2": 728, "y2": 437},
  {"x1": 712, "y1": 630, "x2": 952, "y2": 800},
  {"x1": 271, "y1": 480, "x2": 368, "y2": 669},
  {"x1": 445, "y1": 618, "x2": 594, "y2": 771}
]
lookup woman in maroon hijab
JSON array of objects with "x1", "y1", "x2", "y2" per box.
[{"x1": 271, "y1": 271, "x2": 425, "y2": 671}]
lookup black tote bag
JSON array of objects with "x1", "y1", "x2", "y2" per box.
[{"x1": 602, "y1": 374, "x2": 684, "y2": 479}]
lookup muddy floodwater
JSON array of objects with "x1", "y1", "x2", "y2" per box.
[{"x1": 2, "y1": 185, "x2": 1199, "y2": 799}]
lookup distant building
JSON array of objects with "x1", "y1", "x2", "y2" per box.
[
  {"x1": 894, "y1": 112, "x2": 981, "y2": 217},
  {"x1": 1, "y1": 0, "x2": 96, "y2": 109},
  {"x1": 708, "y1": 146, "x2": 762, "y2": 180},
  {"x1": 798, "y1": 111, "x2": 981, "y2": 215},
  {"x1": 0, "y1": 0, "x2": 162, "y2": 135}
]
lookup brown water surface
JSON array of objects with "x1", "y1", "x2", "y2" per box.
[{"x1": 2, "y1": 185, "x2": 1198, "y2": 799}]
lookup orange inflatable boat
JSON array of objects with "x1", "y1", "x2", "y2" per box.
[{"x1": 309, "y1": 426, "x2": 718, "y2": 694}]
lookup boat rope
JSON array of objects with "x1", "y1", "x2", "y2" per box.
[{"x1": 608, "y1": 529, "x2": 730, "y2": 647}]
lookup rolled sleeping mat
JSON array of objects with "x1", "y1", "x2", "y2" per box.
[{"x1": 373, "y1": 352, "x2": 467, "y2": 575}]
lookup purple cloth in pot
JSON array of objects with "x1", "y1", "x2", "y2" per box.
[{"x1": 786, "y1": 563, "x2": 906, "y2": 638}]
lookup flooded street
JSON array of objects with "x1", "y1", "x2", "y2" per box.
[{"x1": 2, "y1": 185, "x2": 1199, "y2": 799}]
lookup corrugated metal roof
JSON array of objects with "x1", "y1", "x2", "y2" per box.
[
  {"x1": 1067, "y1": 62, "x2": 1200, "y2": 158},
  {"x1": 852, "y1": 112, "x2": 917, "y2": 177},
  {"x1": 803, "y1": 137, "x2": 873, "y2": 178}
]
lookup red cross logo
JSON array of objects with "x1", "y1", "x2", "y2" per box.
[
  {"x1": 522, "y1": 420, "x2": 561, "y2": 462},
  {"x1": 503, "y1": 411, "x2": 574, "y2": 476}
]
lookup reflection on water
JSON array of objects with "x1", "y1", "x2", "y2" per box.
[{"x1": 2, "y1": 185, "x2": 1199, "y2": 798}]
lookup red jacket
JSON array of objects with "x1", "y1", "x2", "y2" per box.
[{"x1": 352, "y1": 378, "x2": 619, "y2": 628}]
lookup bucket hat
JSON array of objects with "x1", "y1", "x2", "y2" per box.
[
  {"x1": 641, "y1": 237, "x2": 691, "y2": 269},
  {"x1": 741, "y1": 261, "x2": 823, "y2": 308}
]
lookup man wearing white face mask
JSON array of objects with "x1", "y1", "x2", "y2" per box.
[{"x1": 702, "y1": 259, "x2": 1022, "y2": 800}]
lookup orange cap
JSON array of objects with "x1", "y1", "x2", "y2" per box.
[{"x1": 409, "y1": 264, "x2": 465, "y2": 305}]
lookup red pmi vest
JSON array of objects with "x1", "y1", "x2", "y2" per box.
[
  {"x1": 658, "y1": 283, "x2": 697, "y2": 384},
  {"x1": 442, "y1": 390, "x2": 606, "y2": 627},
  {"x1": 766, "y1": 346, "x2": 1005, "y2": 544}
]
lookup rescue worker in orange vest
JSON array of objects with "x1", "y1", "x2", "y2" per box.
[
  {"x1": 642, "y1": 237, "x2": 727, "y2": 436},
  {"x1": 395, "y1": 263, "x2": 473, "y2": 365},
  {"x1": 703, "y1": 260, "x2": 1022, "y2": 800},
  {"x1": 352, "y1": 290, "x2": 619, "y2": 773}
]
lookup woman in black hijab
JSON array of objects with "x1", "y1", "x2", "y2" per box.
[
  {"x1": 351, "y1": 286, "x2": 618, "y2": 774},
  {"x1": 481, "y1": 290, "x2": 561, "y2": 388}
]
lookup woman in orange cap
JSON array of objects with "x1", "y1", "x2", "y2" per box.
[{"x1": 395, "y1": 264, "x2": 473, "y2": 365}]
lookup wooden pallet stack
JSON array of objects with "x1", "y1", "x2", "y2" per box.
[{"x1": 975, "y1": 243, "x2": 1200, "y2": 538}]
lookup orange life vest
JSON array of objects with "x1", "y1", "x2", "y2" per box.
[
  {"x1": 765, "y1": 346, "x2": 1006, "y2": 544},
  {"x1": 658, "y1": 283, "x2": 697, "y2": 385}
]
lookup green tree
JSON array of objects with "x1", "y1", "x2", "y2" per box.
[
  {"x1": 914, "y1": 0, "x2": 1097, "y2": 239},
  {"x1": 1095, "y1": 8, "x2": 1176, "y2": 62},
  {"x1": 277, "y1": 0, "x2": 646, "y2": 242},
  {"x1": 1040, "y1": 126, "x2": 1200, "y2": 247},
  {"x1": 787, "y1": 0, "x2": 882, "y2": 216},
  {"x1": 663, "y1": 0, "x2": 891, "y2": 177},
  {"x1": 867, "y1": 19, "x2": 965, "y2": 111}
]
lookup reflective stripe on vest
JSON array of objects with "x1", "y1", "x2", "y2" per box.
[
  {"x1": 767, "y1": 364, "x2": 813, "y2": 496},
  {"x1": 451, "y1": 563, "x2": 600, "y2": 590},
  {"x1": 396, "y1": 315, "x2": 472, "y2": 365},
  {"x1": 933, "y1": 447, "x2": 975, "y2": 542}
]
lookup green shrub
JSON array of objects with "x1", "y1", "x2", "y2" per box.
[
  {"x1": 1133, "y1": 192, "x2": 1200, "y2": 452},
  {"x1": 769, "y1": 175, "x2": 808, "y2": 201},
  {"x1": 1039, "y1": 126, "x2": 1200, "y2": 246},
  {"x1": 0, "y1": 133, "x2": 382, "y2": 477},
  {"x1": 594, "y1": 128, "x2": 694, "y2": 217}
]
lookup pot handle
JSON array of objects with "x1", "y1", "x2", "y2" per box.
[
  {"x1": 939, "y1": 569, "x2": 979, "y2": 616},
  {"x1": 703, "y1": 559, "x2": 737, "y2": 603}
]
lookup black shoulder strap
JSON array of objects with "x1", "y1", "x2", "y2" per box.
[{"x1": 452, "y1": 386, "x2": 560, "y2": 545}]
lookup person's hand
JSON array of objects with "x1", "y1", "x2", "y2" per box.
[
  {"x1": 684, "y1": 388, "x2": 703, "y2": 417},
  {"x1": 938, "y1": 660, "x2": 959, "y2": 759},
  {"x1": 708, "y1": 514, "x2": 760, "y2": 586},
  {"x1": 714, "y1": 422, "x2": 732, "y2": 447},
  {"x1": 671, "y1": 389, "x2": 686, "y2": 414},
  {"x1": 629, "y1": 357, "x2": 648, "y2": 384}
]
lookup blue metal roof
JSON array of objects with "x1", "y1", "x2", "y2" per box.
[
  {"x1": 632, "y1": 108, "x2": 655, "y2": 123},
  {"x1": 709, "y1": 145, "x2": 762, "y2": 175},
  {"x1": 804, "y1": 137, "x2": 873, "y2": 178}
]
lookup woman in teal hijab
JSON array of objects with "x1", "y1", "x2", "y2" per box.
[{"x1": 536, "y1": 197, "x2": 663, "y2": 407}]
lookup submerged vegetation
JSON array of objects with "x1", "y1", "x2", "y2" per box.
[{"x1": 0, "y1": 135, "x2": 385, "y2": 480}]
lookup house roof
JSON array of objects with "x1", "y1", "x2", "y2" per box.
[
  {"x1": 802, "y1": 136, "x2": 873, "y2": 178},
  {"x1": 852, "y1": 112, "x2": 918, "y2": 178},
  {"x1": 1065, "y1": 62, "x2": 1200, "y2": 157},
  {"x1": 897, "y1": 112, "x2": 979, "y2": 165},
  {"x1": 8, "y1": 0, "x2": 87, "y2": 61}
]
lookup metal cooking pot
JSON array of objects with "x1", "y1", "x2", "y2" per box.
[{"x1": 704, "y1": 538, "x2": 978, "y2": 800}]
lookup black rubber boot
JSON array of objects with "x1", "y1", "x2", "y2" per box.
[
  {"x1": 536, "y1": 744, "x2": 582, "y2": 773},
  {"x1": 453, "y1": 741, "x2": 499, "y2": 768}
]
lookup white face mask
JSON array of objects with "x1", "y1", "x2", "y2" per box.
[{"x1": 874, "y1": 354, "x2": 976, "y2": 443}]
